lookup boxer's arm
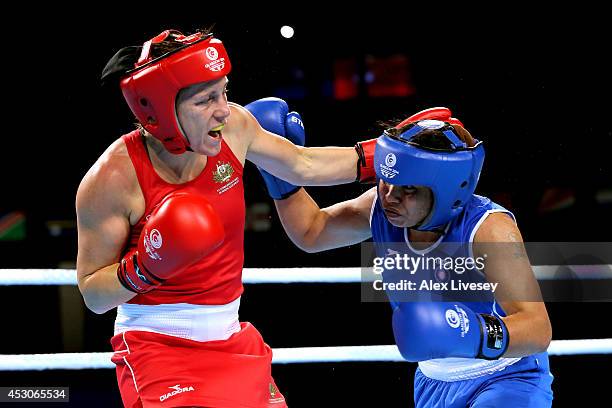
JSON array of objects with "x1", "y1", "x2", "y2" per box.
[
  {"x1": 76, "y1": 155, "x2": 137, "y2": 314},
  {"x1": 274, "y1": 187, "x2": 375, "y2": 252},
  {"x1": 236, "y1": 104, "x2": 358, "y2": 185},
  {"x1": 474, "y1": 213, "x2": 552, "y2": 357}
]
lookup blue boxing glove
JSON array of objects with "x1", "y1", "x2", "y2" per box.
[
  {"x1": 392, "y1": 302, "x2": 509, "y2": 361},
  {"x1": 245, "y1": 97, "x2": 305, "y2": 200}
]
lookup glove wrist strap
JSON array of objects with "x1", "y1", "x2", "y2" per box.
[
  {"x1": 355, "y1": 139, "x2": 377, "y2": 183},
  {"x1": 117, "y1": 251, "x2": 165, "y2": 294},
  {"x1": 476, "y1": 314, "x2": 510, "y2": 360}
]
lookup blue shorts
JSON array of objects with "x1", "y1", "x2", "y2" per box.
[{"x1": 414, "y1": 353, "x2": 553, "y2": 408}]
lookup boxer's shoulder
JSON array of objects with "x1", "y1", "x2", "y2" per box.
[
  {"x1": 219, "y1": 102, "x2": 252, "y2": 164},
  {"x1": 228, "y1": 101, "x2": 249, "y2": 119},
  {"x1": 77, "y1": 138, "x2": 141, "y2": 219},
  {"x1": 473, "y1": 208, "x2": 519, "y2": 242},
  {"x1": 227, "y1": 102, "x2": 260, "y2": 138},
  {"x1": 85, "y1": 138, "x2": 138, "y2": 192}
]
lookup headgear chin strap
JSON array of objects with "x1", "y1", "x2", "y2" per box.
[
  {"x1": 374, "y1": 120, "x2": 485, "y2": 231},
  {"x1": 120, "y1": 30, "x2": 232, "y2": 154}
]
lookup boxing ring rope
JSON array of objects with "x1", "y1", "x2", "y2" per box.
[
  {"x1": 1, "y1": 340, "x2": 611, "y2": 371},
  {"x1": 1, "y1": 268, "x2": 611, "y2": 371},
  {"x1": 2, "y1": 266, "x2": 612, "y2": 285}
]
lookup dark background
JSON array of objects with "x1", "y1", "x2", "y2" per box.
[{"x1": 1, "y1": 17, "x2": 611, "y2": 407}]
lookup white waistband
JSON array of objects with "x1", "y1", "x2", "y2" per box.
[
  {"x1": 418, "y1": 356, "x2": 522, "y2": 381},
  {"x1": 114, "y1": 297, "x2": 241, "y2": 342}
]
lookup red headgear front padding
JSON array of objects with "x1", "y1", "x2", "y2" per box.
[{"x1": 120, "y1": 30, "x2": 232, "y2": 154}]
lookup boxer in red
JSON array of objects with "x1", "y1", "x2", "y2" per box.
[{"x1": 77, "y1": 29, "x2": 376, "y2": 407}]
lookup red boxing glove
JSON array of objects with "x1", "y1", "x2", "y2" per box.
[
  {"x1": 117, "y1": 192, "x2": 225, "y2": 293},
  {"x1": 395, "y1": 106, "x2": 464, "y2": 128},
  {"x1": 355, "y1": 138, "x2": 377, "y2": 183},
  {"x1": 355, "y1": 107, "x2": 464, "y2": 183}
]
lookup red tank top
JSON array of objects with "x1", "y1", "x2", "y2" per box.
[{"x1": 122, "y1": 131, "x2": 245, "y2": 305}]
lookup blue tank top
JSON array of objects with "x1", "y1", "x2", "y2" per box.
[
  {"x1": 370, "y1": 193, "x2": 512, "y2": 315},
  {"x1": 369, "y1": 192, "x2": 546, "y2": 381}
]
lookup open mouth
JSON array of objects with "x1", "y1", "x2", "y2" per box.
[{"x1": 208, "y1": 124, "x2": 225, "y2": 139}]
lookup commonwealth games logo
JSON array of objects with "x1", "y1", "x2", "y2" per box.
[
  {"x1": 385, "y1": 153, "x2": 397, "y2": 167},
  {"x1": 149, "y1": 229, "x2": 163, "y2": 249},
  {"x1": 204, "y1": 46, "x2": 225, "y2": 72},
  {"x1": 446, "y1": 306, "x2": 470, "y2": 336},
  {"x1": 206, "y1": 47, "x2": 218, "y2": 60},
  {"x1": 445, "y1": 309, "x2": 461, "y2": 328},
  {"x1": 380, "y1": 153, "x2": 399, "y2": 179}
]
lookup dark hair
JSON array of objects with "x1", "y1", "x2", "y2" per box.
[
  {"x1": 382, "y1": 119, "x2": 478, "y2": 150},
  {"x1": 100, "y1": 27, "x2": 213, "y2": 86}
]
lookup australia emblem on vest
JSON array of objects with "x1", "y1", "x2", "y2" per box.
[
  {"x1": 213, "y1": 161, "x2": 240, "y2": 195},
  {"x1": 213, "y1": 162, "x2": 234, "y2": 183}
]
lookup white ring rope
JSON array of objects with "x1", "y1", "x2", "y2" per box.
[
  {"x1": 0, "y1": 268, "x2": 609, "y2": 371},
  {"x1": 1, "y1": 265, "x2": 611, "y2": 286},
  {"x1": 0, "y1": 340, "x2": 611, "y2": 371}
]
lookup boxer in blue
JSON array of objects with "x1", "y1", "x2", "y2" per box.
[{"x1": 245, "y1": 99, "x2": 554, "y2": 407}]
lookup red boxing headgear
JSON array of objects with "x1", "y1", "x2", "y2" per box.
[{"x1": 120, "y1": 30, "x2": 232, "y2": 154}]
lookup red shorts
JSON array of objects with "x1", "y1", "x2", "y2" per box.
[{"x1": 111, "y1": 322, "x2": 287, "y2": 407}]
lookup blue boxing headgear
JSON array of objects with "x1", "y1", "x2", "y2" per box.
[{"x1": 374, "y1": 120, "x2": 485, "y2": 231}]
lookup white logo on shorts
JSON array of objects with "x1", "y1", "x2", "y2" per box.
[
  {"x1": 206, "y1": 47, "x2": 218, "y2": 61},
  {"x1": 149, "y1": 229, "x2": 163, "y2": 249},
  {"x1": 159, "y1": 384, "x2": 195, "y2": 402},
  {"x1": 385, "y1": 153, "x2": 397, "y2": 167}
]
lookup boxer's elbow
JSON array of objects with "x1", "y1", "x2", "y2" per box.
[
  {"x1": 291, "y1": 233, "x2": 325, "y2": 253},
  {"x1": 537, "y1": 317, "x2": 553, "y2": 353},
  {"x1": 517, "y1": 315, "x2": 553, "y2": 355},
  {"x1": 80, "y1": 289, "x2": 112, "y2": 315},
  {"x1": 299, "y1": 235, "x2": 341, "y2": 254},
  {"x1": 501, "y1": 308, "x2": 553, "y2": 357},
  {"x1": 84, "y1": 299, "x2": 110, "y2": 315},
  {"x1": 77, "y1": 273, "x2": 116, "y2": 315},
  {"x1": 299, "y1": 213, "x2": 332, "y2": 253},
  {"x1": 80, "y1": 290, "x2": 112, "y2": 315},
  {"x1": 529, "y1": 312, "x2": 553, "y2": 353},
  {"x1": 299, "y1": 242, "x2": 326, "y2": 254}
]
